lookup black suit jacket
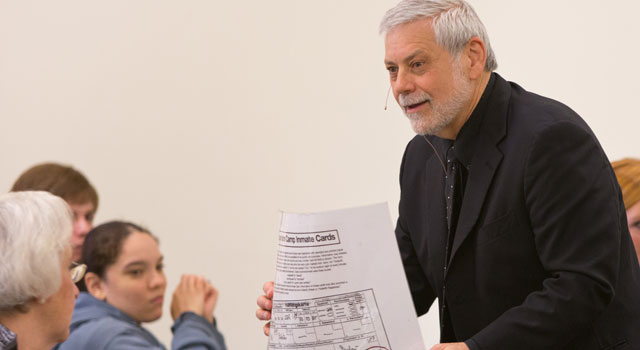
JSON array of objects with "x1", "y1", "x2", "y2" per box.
[{"x1": 396, "y1": 73, "x2": 640, "y2": 350}]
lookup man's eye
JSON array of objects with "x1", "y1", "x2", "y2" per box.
[
  {"x1": 632, "y1": 221, "x2": 640, "y2": 230},
  {"x1": 386, "y1": 66, "x2": 398, "y2": 74},
  {"x1": 411, "y1": 61, "x2": 424, "y2": 69},
  {"x1": 157, "y1": 264, "x2": 165, "y2": 271}
]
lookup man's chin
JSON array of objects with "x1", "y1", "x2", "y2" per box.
[{"x1": 409, "y1": 118, "x2": 439, "y2": 136}]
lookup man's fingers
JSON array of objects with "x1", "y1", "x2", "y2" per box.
[
  {"x1": 262, "y1": 281, "x2": 274, "y2": 298},
  {"x1": 258, "y1": 281, "x2": 275, "y2": 336},
  {"x1": 256, "y1": 307, "x2": 271, "y2": 321},
  {"x1": 257, "y1": 295, "x2": 273, "y2": 311}
]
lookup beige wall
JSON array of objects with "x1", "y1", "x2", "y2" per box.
[{"x1": 1, "y1": 0, "x2": 638, "y2": 348}]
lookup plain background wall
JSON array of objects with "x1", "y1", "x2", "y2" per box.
[{"x1": 1, "y1": 1, "x2": 638, "y2": 348}]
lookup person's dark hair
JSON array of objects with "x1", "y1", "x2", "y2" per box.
[
  {"x1": 82, "y1": 221, "x2": 154, "y2": 279},
  {"x1": 11, "y1": 162, "x2": 99, "y2": 210}
]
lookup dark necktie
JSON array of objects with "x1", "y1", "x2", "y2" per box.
[
  {"x1": 444, "y1": 145, "x2": 463, "y2": 264},
  {"x1": 441, "y1": 144, "x2": 463, "y2": 342}
]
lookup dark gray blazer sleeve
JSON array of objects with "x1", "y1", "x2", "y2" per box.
[{"x1": 396, "y1": 140, "x2": 437, "y2": 316}]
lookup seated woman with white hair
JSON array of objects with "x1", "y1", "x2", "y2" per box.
[{"x1": 0, "y1": 191, "x2": 84, "y2": 350}]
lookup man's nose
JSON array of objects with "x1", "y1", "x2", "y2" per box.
[
  {"x1": 74, "y1": 218, "x2": 90, "y2": 236},
  {"x1": 394, "y1": 68, "x2": 415, "y2": 97}
]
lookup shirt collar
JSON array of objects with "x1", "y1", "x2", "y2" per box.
[{"x1": 452, "y1": 73, "x2": 497, "y2": 167}]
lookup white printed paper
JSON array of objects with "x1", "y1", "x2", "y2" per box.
[{"x1": 269, "y1": 203, "x2": 425, "y2": 350}]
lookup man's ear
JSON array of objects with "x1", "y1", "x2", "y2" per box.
[
  {"x1": 84, "y1": 272, "x2": 106, "y2": 301},
  {"x1": 465, "y1": 36, "x2": 487, "y2": 79}
]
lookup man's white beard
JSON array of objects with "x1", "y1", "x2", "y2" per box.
[{"x1": 399, "y1": 64, "x2": 473, "y2": 136}]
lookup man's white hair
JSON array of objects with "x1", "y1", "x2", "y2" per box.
[
  {"x1": 380, "y1": 0, "x2": 497, "y2": 71},
  {"x1": 0, "y1": 191, "x2": 72, "y2": 309}
]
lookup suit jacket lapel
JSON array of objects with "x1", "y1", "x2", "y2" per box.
[{"x1": 447, "y1": 75, "x2": 511, "y2": 269}]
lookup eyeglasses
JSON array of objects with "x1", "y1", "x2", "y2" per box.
[{"x1": 70, "y1": 261, "x2": 87, "y2": 284}]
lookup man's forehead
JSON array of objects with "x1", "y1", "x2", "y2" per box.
[
  {"x1": 68, "y1": 201, "x2": 95, "y2": 212},
  {"x1": 384, "y1": 20, "x2": 439, "y2": 62},
  {"x1": 385, "y1": 18, "x2": 435, "y2": 41}
]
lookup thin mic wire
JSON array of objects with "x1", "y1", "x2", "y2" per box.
[
  {"x1": 383, "y1": 85, "x2": 446, "y2": 173},
  {"x1": 423, "y1": 135, "x2": 447, "y2": 174},
  {"x1": 384, "y1": 85, "x2": 392, "y2": 110}
]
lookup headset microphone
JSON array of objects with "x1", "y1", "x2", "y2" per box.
[{"x1": 384, "y1": 85, "x2": 392, "y2": 110}]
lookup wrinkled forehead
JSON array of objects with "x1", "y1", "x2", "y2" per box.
[{"x1": 384, "y1": 19, "x2": 441, "y2": 61}]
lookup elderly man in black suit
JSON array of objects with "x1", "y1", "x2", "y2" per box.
[{"x1": 258, "y1": 1, "x2": 640, "y2": 349}]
